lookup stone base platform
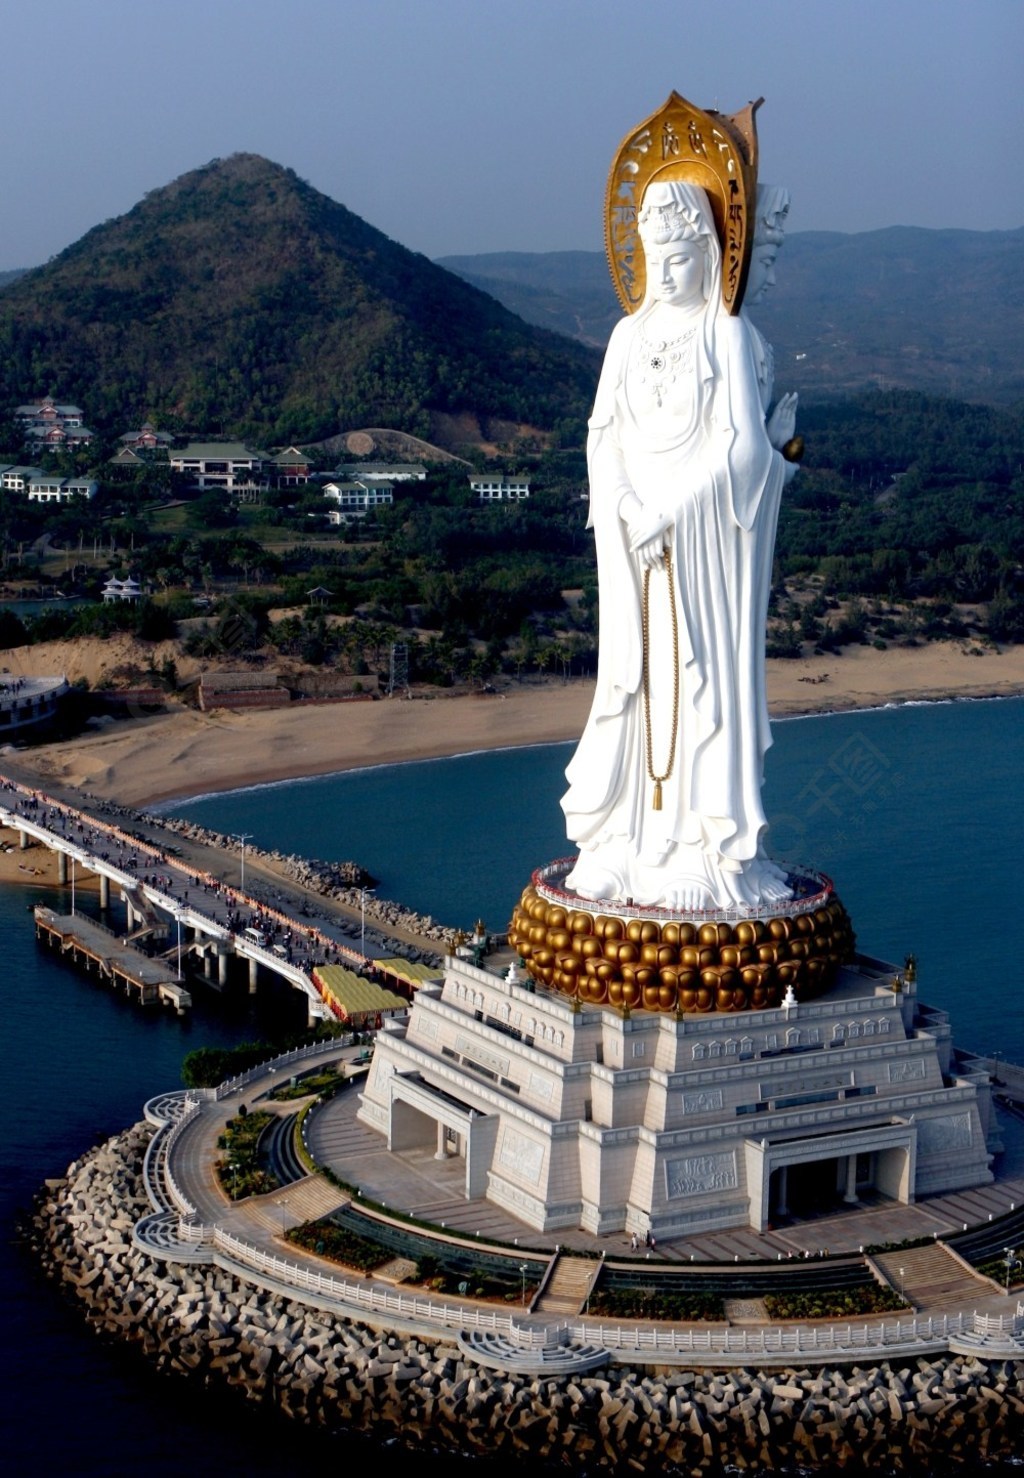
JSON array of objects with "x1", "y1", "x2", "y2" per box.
[{"x1": 508, "y1": 858, "x2": 857, "y2": 1014}]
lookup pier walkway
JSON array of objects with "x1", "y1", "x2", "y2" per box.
[
  {"x1": 0, "y1": 776, "x2": 415, "y2": 1024},
  {"x1": 34, "y1": 906, "x2": 191, "y2": 1010}
]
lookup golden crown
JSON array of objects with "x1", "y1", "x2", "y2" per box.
[{"x1": 604, "y1": 91, "x2": 762, "y2": 317}]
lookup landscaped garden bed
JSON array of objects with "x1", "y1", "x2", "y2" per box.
[
  {"x1": 587, "y1": 1287, "x2": 725, "y2": 1323},
  {"x1": 215, "y1": 1109, "x2": 281, "y2": 1200},
  {"x1": 763, "y1": 1285, "x2": 906, "y2": 1319},
  {"x1": 267, "y1": 1066, "x2": 342, "y2": 1102}
]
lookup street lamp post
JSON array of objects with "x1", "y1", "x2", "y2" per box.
[
  {"x1": 520, "y1": 1262, "x2": 528, "y2": 1308},
  {"x1": 898, "y1": 1266, "x2": 906, "y2": 1304},
  {"x1": 1005, "y1": 1247, "x2": 1018, "y2": 1293},
  {"x1": 70, "y1": 853, "x2": 76, "y2": 916},
  {"x1": 234, "y1": 833, "x2": 253, "y2": 893},
  {"x1": 176, "y1": 912, "x2": 183, "y2": 980}
]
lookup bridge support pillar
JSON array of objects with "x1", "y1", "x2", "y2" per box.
[
  {"x1": 19, "y1": 829, "x2": 29, "y2": 851},
  {"x1": 843, "y1": 1153, "x2": 859, "y2": 1204},
  {"x1": 249, "y1": 957, "x2": 259, "y2": 993},
  {"x1": 99, "y1": 874, "x2": 110, "y2": 909},
  {"x1": 125, "y1": 899, "x2": 136, "y2": 930},
  {"x1": 57, "y1": 851, "x2": 67, "y2": 884},
  {"x1": 203, "y1": 951, "x2": 213, "y2": 979},
  {"x1": 218, "y1": 952, "x2": 229, "y2": 988}
]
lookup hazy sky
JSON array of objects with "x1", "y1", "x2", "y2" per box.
[{"x1": 2, "y1": 0, "x2": 1021, "y2": 270}]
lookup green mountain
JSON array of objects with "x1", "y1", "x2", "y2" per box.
[
  {"x1": 0, "y1": 154, "x2": 600, "y2": 448},
  {"x1": 439, "y1": 226, "x2": 1024, "y2": 406}
]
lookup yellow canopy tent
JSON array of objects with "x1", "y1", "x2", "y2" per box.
[
  {"x1": 314, "y1": 965, "x2": 408, "y2": 1024},
  {"x1": 372, "y1": 958, "x2": 444, "y2": 993}
]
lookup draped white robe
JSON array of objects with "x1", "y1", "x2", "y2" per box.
[{"x1": 561, "y1": 302, "x2": 789, "y2": 910}]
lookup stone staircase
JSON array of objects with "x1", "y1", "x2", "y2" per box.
[
  {"x1": 251, "y1": 1175, "x2": 347, "y2": 1232},
  {"x1": 872, "y1": 1243, "x2": 996, "y2": 1311},
  {"x1": 532, "y1": 1253, "x2": 598, "y2": 1316}
]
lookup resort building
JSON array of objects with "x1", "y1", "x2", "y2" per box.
[
  {"x1": 26, "y1": 475, "x2": 97, "y2": 504},
  {"x1": 170, "y1": 442, "x2": 268, "y2": 497},
  {"x1": 271, "y1": 447, "x2": 312, "y2": 486},
  {"x1": 323, "y1": 480, "x2": 394, "y2": 519},
  {"x1": 118, "y1": 422, "x2": 175, "y2": 452},
  {"x1": 0, "y1": 465, "x2": 44, "y2": 492},
  {"x1": 469, "y1": 474, "x2": 531, "y2": 502},
  {"x1": 15, "y1": 397, "x2": 94, "y2": 449}
]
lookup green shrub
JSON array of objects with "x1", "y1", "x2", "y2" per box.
[
  {"x1": 287, "y1": 1218, "x2": 390, "y2": 1273},
  {"x1": 215, "y1": 1110, "x2": 279, "y2": 1200},
  {"x1": 763, "y1": 1285, "x2": 905, "y2": 1320},
  {"x1": 588, "y1": 1288, "x2": 725, "y2": 1322}
]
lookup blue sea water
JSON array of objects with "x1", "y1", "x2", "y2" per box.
[
  {"x1": 2, "y1": 696, "x2": 1022, "y2": 1474},
  {"x1": 162, "y1": 697, "x2": 1024, "y2": 1055}
]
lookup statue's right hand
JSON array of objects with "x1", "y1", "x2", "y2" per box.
[
  {"x1": 621, "y1": 496, "x2": 669, "y2": 552},
  {"x1": 632, "y1": 531, "x2": 668, "y2": 570}
]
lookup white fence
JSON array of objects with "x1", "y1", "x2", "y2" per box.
[
  {"x1": 214, "y1": 1036, "x2": 351, "y2": 1099},
  {"x1": 159, "y1": 1099, "x2": 201, "y2": 1216},
  {"x1": 211, "y1": 1226, "x2": 519, "y2": 1334},
  {"x1": 194, "y1": 1221, "x2": 1023, "y2": 1363}
]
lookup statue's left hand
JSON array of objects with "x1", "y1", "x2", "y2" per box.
[{"x1": 767, "y1": 391, "x2": 798, "y2": 450}]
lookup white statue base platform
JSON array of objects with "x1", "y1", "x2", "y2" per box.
[{"x1": 356, "y1": 949, "x2": 996, "y2": 1239}]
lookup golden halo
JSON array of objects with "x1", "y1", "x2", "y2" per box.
[{"x1": 604, "y1": 91, "x2": 762, "y2": 317}]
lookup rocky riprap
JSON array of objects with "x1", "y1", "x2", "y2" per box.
[{"x1": 26, "y1": 1125, "x2": 1024, "y2": 1470}]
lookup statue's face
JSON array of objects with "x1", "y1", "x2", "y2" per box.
[
  {"x1": 649, "y1": 240, "x2": 705, "y2": 308},
  {"x1": 745, "y1": 244, "x2": 778, "y2": 307}
]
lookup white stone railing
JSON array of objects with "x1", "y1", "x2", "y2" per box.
[
  {"x1": 569, "y1": 1314, "x2": 972, "y2": 1358},
  {"x1": 160, "y1": 1098, "x2": 202, "y2": 1216},
  {"x1": 199, "y1": 1222, "x2": 1024, "y2": 1362},
  {"x1": 973, "y1": 1307, "x2": 1024, "y2": 1336},
  {"x1": 210, "y1": 1227, "x2": 519, "y2": 1333},
  {"x1": 176, "y1": 1217, "x2": 209, "y2": 1244},
  {"x1": 214, "y1": 1036, "x2": 351, "y2": 1100},
  {"x1": 141, "y1": 1124, "x2": 170, "y2": 1211},
  {"x1": 532, "y1": 858, "x2": 835, "y2": 923},
  {"x1": 142, "y1": 1094, "x2": 203, "y2": 1214}
]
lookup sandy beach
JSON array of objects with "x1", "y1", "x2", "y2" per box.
[{"x1": 2, "y1": 640, "x2": 1022, "y2": 810}]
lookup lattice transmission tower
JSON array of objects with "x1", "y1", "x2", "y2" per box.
[{"x1": 388, "y1": 642, "x2": 409, "y2": 696}]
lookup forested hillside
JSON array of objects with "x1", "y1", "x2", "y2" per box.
[
  {"x1": 772, "y1": 391, "x2": 1024, "y2": 646},
  {"x1": 0, "y1": 155, "x2": 599, "y2": 450}
]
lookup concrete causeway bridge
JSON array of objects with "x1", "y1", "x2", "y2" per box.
[{"x1": 0, "y1": 776, "x2": 380, "y2": 1024}]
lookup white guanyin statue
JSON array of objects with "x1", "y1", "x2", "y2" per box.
[{"x1": 561, "y1": 178, "x2": 799, "y2": 911}]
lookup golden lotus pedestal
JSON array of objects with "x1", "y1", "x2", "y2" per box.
[{"x1": 508, "y1": 859, "x2": 855, "y2": 1015}]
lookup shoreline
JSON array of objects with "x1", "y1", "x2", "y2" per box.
[{"x1": 2, "y1": 640, "x2": 1023, "y2": 810}]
